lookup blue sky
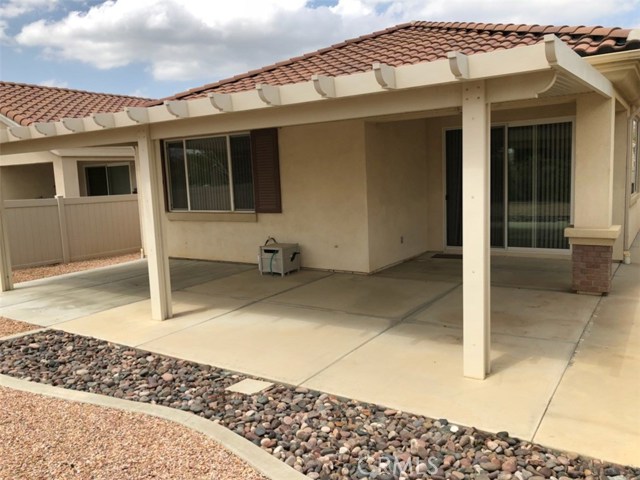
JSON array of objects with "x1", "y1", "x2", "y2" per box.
[{"x1": 1, "y1": 0, "x2": 639, "y2": 100}]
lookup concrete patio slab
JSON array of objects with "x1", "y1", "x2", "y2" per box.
[
  {"x1": 185, "y1": 269, "x2": 332, "y2": 301},
  {"x1": 375, "y1": 259, "x2": 462, "y2": 283},
  {"x1": 0, "y1": 292, "x2": 142, "y2": 327},
  {"x1": 268, "y1": 274, "x2": 459, "y2": 319},
  {"x1": 491, "y1": 258, "x2": 572, "y2": 292},
  {"x1": 140, "y1": 302, "x2": 392, "y2": 385},
  {"x1": 57, "y1": 291, "x2": 251, "y2": 346},
  {"x1": 2, "y1": 249, "x2": 637, "y2": 466},
  {"x1": 303, "y1": 321, "x2": 576, "y2": 440},
  {"x1": 534, "y1": 277, "x2": 640, "y2": 466},
  {"x1": 411, "y1": 285, "x2": 599, "y2": 342},
  {"x1": 534, "y1": 342, "x2": 640, "y2": 466}
]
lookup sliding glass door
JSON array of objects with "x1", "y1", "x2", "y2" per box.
[{"x1": 446, "y1": 121, "x2": 572, "y2": 250}]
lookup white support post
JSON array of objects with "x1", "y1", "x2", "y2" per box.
[
  {"x1": 462, "y1": 80, "x2": 491, "y2": 380},
  {"x1": 0, "y1": 169, "x2": 13, "y2": 291},
  {"x1": 55, "y1": 195, "x2": 70, "y2": 263},
  {"x1": 136, "y1": 127, "x2": 172, "y2": 320}
]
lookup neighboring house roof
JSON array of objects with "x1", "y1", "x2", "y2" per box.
[
  {"x1": 0, "y1": 81, "x2": 153, "y2": 126},
  {"x1": 153, "y1": 21, "x2": 640, "y2": 104}
]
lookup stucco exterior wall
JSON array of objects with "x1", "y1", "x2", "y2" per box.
[
  {"x1": 165, "y1": 120, "x2": 370, "y2": 272},
  {"x1": 1, "y1": 163, "x2": 56, "y2": 199},
  {"x1": 365, "y1": 119, "x2": 429, "y2": 271}
]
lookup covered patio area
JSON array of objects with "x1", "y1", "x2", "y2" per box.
[{"x1": 1, "y1": 243, "x2": 637, "y2": 465}]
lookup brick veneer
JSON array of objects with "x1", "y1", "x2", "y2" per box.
[{"x1": 571, "y1": 244, "x2": 613, "y2": 294}]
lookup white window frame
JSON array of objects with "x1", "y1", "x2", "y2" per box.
[
  {"x1": 164, "y1": 132, "x2": 253, "y2": 213},
  {"x1": 631, "y1": 116, "x2": 639, "y2": 196}
]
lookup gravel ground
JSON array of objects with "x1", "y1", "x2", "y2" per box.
[
  {"x1": 12, "y1": 252, "x2": 141, "y2": 284},
  {"x1": 0, "y1": 385, "x2": 268, "y2": 480},
  {"x1": 0, "y1": 316, "x2": 39, "y2": 337},
  {"x1": 1, "y1": 330, "x2": 637, "y2": 480}
]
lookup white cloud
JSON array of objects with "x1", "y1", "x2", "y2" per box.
[
  {"x1": 39, "y1": 78, "x2": 69, "y2": 88},
  {"x1": 10, "y1": 0, "x2": 640, "y2": 85},
  {"x1": 0, "y1": 0, "x2": 60, "y2": 19}
]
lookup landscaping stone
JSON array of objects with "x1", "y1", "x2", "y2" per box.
[{"x1": 1, "y1": 330, "x2": 638, "y2": 480}]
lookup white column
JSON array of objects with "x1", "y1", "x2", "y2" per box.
[
  {"x1": 462, "y1": 81, "x2": 491, "y2": 380},
  {"x1": 0, "y1": 169, "x2": 13, "y2": 291},
  {"x1": 53, "y1": 157, "x2": 80, "y2": 197},
  {"x1": 136, "y1": 127, "x2": 172, "y2": 320}
]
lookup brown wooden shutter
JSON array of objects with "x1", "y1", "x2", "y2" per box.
[{"x1": 251, "y1": 128, "x2": 282, "y2": 213}]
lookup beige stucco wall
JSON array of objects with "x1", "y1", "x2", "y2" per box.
[
  {"x1": 365, "y1": 119, "x2": 429, "y2": 271},
  {"x1": 0, "y1": 163, "x2": 56, "y2": 199},
  {"x1": 165, "y1": 120, "x2": 370, "y2": 272},
  {"x1": 629, "y1": 197, "x2": 640, "y2": 248}
]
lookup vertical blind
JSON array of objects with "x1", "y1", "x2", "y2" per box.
[
  {"x1": 230, "y1": 135, "x2": 254, "y2": 210},
  {"x1": 186, "y1": 137, "x2": 230, "y2": 211},
  {"x1": 447, "y1": 121, "x2": 572, "y2": 250},
  {"x1": 165, "y1": 134, "x2": 254, "y2": 212}
]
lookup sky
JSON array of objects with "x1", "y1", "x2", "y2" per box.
[{"x1": 0, "y1": 0, "x2": 639, "y2": 100}]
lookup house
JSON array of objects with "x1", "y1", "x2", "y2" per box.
[
  {"x1": 1, "y1": 21, "x2": 639, "y2": 379},
  {"x1": 0, "y1": 82, "x2": 149, "y2": 267},
  {"x1": 0, "y1": 82, "x2": 151, "y2": 199}
]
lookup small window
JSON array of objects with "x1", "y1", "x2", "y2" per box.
[
  {"x1": 164, "y1": 130, "x2": 281, "y2": 213},
  {"x1": 85, "y1": 164, "x2": 132, "y2": 196},
  {"x1": 632, "y1": 117, "x2": 639, "y2": 194},
  {"x1": 165, "y1": 133, "x2": 254, "y2": 212}
]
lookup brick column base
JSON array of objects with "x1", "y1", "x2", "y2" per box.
[{"x1": 571, "y1": 244, "x2": 613, "y2": 295}]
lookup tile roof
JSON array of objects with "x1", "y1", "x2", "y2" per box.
[
  {"x1": 155, "y1": 21, "x2": 640, "y2": 104},
  {"x1": 0, "y1": 81, "x2": 152, "y2": 127}
]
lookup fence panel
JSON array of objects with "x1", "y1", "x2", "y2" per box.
[
  {"x1": 4, "y1": 195, "x2": 141, "y2": 268},
  {"x1": 4, "y1": 199, "x2": 63, "y2": 267},
  {"x1": 64, "y1": 195, "x2": 141, "y2": 261}
]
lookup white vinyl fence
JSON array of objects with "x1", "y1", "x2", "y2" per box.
[{"x1": 4, "y1": 194, "x2": 141, "y2": 268}]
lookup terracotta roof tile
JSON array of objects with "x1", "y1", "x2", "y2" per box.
[
  {"x1": 0, "y1": 81, "x2": 153, "y2": 126},
  {"x1": 153, "y1": 21, "x2": 639, "y2": 105}
]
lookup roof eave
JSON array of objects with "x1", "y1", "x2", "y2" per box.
[{"x1": 0, "y1": 39, "x2": 613, "y2": 153}]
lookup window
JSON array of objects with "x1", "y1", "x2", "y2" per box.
[
  {"x1": 446, "y1": 121, "x2": 572, "y2": 250},
  {"x1": 632, "y1": 117, "x2": 639, "y2": 195},
  {"x1": 164, "y1": 128, "x2": 282, "y2": 213},
  {"x1": 85, "y1": 164, "x2": 132, "y2": 196}
]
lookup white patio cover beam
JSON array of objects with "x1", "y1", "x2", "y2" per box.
[
  {"x1": 0, "y1": 40, "x2": 612, "y2": 156},
  {"x1": 543, "y1": 34, "x2": 613, "y2": 98},
  {"x1": 136, "y1": 127, "x2": 172, "y2": 320},
  {"x1": 462, "y1": 80, "x2": 491, "y2": 380},
  {"x1": 0, "y1": 169, "x2": 13, "y2": 292}
]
